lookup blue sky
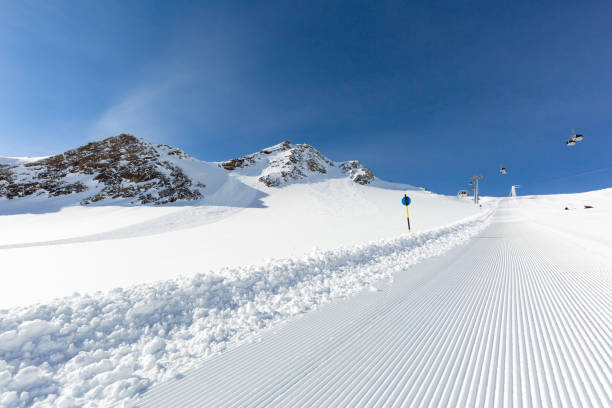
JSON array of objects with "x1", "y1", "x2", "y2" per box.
[{"x1": 1, "y1": 0, "x2": 611, "y2": 196}]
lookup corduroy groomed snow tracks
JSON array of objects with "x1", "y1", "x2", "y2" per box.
[{"x1": 138, "y1": 207, "x2": 611, "y2": 407}]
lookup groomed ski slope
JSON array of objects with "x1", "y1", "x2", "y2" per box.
[
  {"x1": 0, "y1": 208, "x2": 490, "y2": 407},
  {"x1": 137, "y1": 198, "x2": 612, "y2": 408}
]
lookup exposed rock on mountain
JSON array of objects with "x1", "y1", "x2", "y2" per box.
[
  {"x1": 0, "y1": 136, "x2": 374, "y2": 206},
  {"x1": 340, "y1": 160, "x2": 375, "y2": 185},
  {"x1": 220, "y1": 140, "x2": 374, "y2": 187},
  {"x1": 0, "y1": 134, "x2": 203, "y2": 204}
]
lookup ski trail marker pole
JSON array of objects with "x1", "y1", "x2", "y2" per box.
[
  {"x1": 405, "y1": 204, "x2": 411, "y2": 232},
  {"x1": 402, "y1": 194, "x2": 411, "y2": 232}
]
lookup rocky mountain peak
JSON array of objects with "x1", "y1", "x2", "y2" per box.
[
  {"x1": 1, "y1": 135, "x2": 375, "y2": 206},
  {"x1": 220, "y1": 140, "x2": 374, "y2": 186},
  {"x1": 0, "y1": 134, "x2": 203, "y2": 204}
]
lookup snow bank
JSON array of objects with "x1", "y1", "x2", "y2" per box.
[
  {"x1": 0, "y1": 180, "x2": 480, "y2": 309},
  {"x1": 0, "y1": 212, "x2": 492, "y2": 407}
]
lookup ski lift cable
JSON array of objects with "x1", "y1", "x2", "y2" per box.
[{"x1": 519, "y1": 164, "x2": 612, "y2": 188}]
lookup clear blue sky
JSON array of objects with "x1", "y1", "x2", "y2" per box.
[{"x1": 1, "y1": 0, "x2": 611, "y2": 196}]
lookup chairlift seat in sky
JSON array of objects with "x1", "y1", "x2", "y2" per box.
[
  {"x1": 573, "y1": 134, "x2": 584, "y2": 141},
  {"x1": 500, "y1": 167, "x2": 508, "y2": 174},
  {"x1": 566, "y1": 140, "x2": 576, "y2": 146}
]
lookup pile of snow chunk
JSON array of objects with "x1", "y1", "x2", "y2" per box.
[{"x1": 0, "y1": 211, "x2": 492, "y2": 407}]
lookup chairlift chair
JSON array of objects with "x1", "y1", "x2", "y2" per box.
[
  {"x1": 566, "y1": 139, "x2": 576, "y2": 146},
  {"x1": 570, "y1": 129, "x2": 584, "y2": 142},
  {"x1": 500, "y1": 167, "x2": 508, "y2": 174}
]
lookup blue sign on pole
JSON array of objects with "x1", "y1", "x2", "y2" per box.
[{"x1": 402, "y1": 194, "x2": 412, "y2": 232}]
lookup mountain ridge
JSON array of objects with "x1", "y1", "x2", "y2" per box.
[
  {"x1": 0, "y1": 134, "x2": 374, "y2": 205},
  {"x1": 219, "y1": 139, "x2": 374, "y2": 187}
]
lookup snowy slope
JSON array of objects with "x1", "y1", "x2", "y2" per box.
[
  {"x1": 0, "y1": 138, "x2": 480, "y2": 309},
  {"x1": 0, "y1": 180, "x2": 478, "y2": 309},
  {"x1": 138, "y1": 197, "x2": 612, "y2": 408},
  {"x1": 0, "y1": 211, "x2": 491, "y2": 408},
  {"x1": 500, "y1": 189, "x2": 612, "y2": 248},
  {"x1": 0, "y1": 136, "x2": 493, "y2": 407},
  {"x1": 0, "y1": 189, "x2": 610, "y2": 407},
  {"x1": 0, "y1": 157, "x2": 48, "y2": 166},
  {"x1": 4, "y1": 136, "x2": 607, "y2": 407}
]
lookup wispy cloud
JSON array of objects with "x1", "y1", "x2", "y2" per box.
[{"x1": 88, "y1": 74, "x2": 191, "y2": 142}]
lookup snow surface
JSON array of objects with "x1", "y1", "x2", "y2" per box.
[
  {"x1": 0, "y1": 157, "x2": 49, "y2": 166},
  {"x1": 0, "y1": 144, "x2": 490, "y2": 407},
  {"x1": 137, "y1": 197, "x2": 612, "y2": 408},
  {"x1": 0, "y1": 177, "x2": 478, "y2": 309},
  {"x1": 2, "y1": 141, "x2": 611, "y2": 407},
  {"x1": 0, "y1": 207, "x2": 491, "y2": 407}
]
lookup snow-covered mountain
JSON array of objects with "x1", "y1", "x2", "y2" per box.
[
  {"x1": 219, "y1": 140, "x2": 374, "y2": 186},
  {"x1": 0, "y1": 134, "x2": 203, "y2": 205},
  {"x1": 0, "y1": 135, "x2": 374, "y2": 206}
]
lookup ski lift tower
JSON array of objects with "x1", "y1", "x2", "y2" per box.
[
  {"x1": 469, "y1": 174, "x2": 483, "y2": 204},
  {"x1": 510, "y1": 185, "x2": 520, "y2": 197}
]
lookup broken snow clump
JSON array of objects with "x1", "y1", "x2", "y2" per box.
[
  {"x1": 0, "y1": 134, "x2": 203, "y2": 205},
  {"x1": 220, "y1": 140, "x2": 375, "y2": 186}
]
